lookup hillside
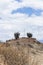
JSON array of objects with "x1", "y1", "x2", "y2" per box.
[{"x1": 0, "y1": 38, "x2": 43, "y2": 65}]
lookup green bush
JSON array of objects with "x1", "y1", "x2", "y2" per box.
[
  {"x1": 27, "y1": 33, "x2": 32, "y2": 38},
  {"x1": 14, "y1": 32, "x2": 20, "y2": 39}
]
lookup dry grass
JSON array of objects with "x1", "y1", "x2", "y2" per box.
[
  {"x1": 0, "y1": 38, "x2": 43, "y2": 65},
  {"x1": 0, "y1": 45, "x2": 29, "y2": 65}
]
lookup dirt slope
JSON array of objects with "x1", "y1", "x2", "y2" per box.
[{"x1": 0, "y1": 38, "x2": 43, "y2": 65}]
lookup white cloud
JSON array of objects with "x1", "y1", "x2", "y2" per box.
[
  {"x1": 0, "y1": 0, "x2": 43, "y2": 41},
  {"x1": 21, "y1": 0, "x2": 43, "y2": 9},
  {"x1": 0, "y1": 0, "x2": 43, "y2": 15},
  {"x1": 0, "y1": 13, "x2": 43, "y2": 41},
  {"x1": 10, "y1": 0, "x2": 43, "y2": 9}
]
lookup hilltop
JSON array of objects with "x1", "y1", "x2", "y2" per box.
[{"x1": 0, "y1": 38, "x2": 43, "y2": 65}]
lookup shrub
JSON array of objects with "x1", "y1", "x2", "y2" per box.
[
  {"x1": 14, "y1": 32, "x2": 20, "y2": 39},
  {"x1": 27, "y1": 33, "x2": 32, "y2": 38}
]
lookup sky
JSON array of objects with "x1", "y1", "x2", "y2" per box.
[{"x1": 0, "y1": 0, "x2": 43, "y2": 41}]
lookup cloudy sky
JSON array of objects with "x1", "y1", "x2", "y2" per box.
[{"x1": 0, "y1": 0, "x2": 43, "y2": 41}]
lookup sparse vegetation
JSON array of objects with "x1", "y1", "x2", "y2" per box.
[
  {"x1": 0, "y1": 37, "x2": 43, "y2": 65},
  {"x1": 14, "y1": 32, "x2": 20, "y2": 39},
  {"x1": 27, "y1": 33, "x2": 32, "y2": 38},
  {"x1": 0, "y1": 46, "x2": 29, "y2": 65}
]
